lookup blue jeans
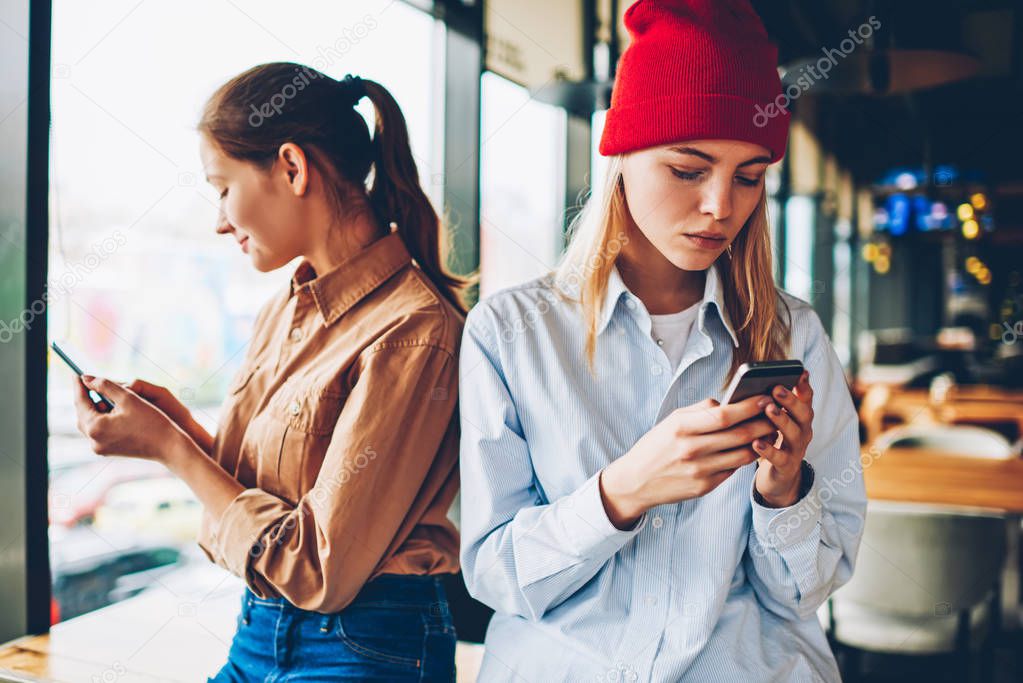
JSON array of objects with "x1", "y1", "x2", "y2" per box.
[{"x1": 208, "y1": 573, "x2": 457, "y2": 682}]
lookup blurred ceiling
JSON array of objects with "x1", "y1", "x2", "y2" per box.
[
  {"x1": 751, "y1": 0, "x2": 1023, "y2": 187},
  {"x1": 467, "y1": 0, "x2": 1021, "y2": 187}
]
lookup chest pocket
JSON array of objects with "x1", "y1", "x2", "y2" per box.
[
  {"x1": 261, "y1": 381, "x2": 349, "y2": 499},
  {"x1": 268, "y1": 382, "x2": 348, "y2": 435}
]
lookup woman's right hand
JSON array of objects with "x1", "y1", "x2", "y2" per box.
[
  {"x1": 599, "y1": 394, "x2": 779, "y2": 529},
  {"x1": 123, "y1": 379, "x2": 215, "y2": 455}
]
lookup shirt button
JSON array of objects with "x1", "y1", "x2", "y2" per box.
[
  {"x1": 651, "y1": 365, "x2": 663, "y2": 376},
  {"x1": 652, "y1": 515, "x2": 663, "y2": 528},
  {"x1": 644, "y1": 594, "x2": 657, "y2": 606},
  {"x1": 289, "y1": 327, "x2": 303, "y2": 343},
  {"x1": 625, "y1": 298, "x2": 637, "y2": 310},
  {"x1": 288, "y1": 401, "x2": 301, "y2": 416}
]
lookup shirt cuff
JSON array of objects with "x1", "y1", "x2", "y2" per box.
[
  {"x1": 214, "y1": 488, "x2": 291, "y2": 583},
  {"x1": 750, "y1": 461, "x2": 820, "y2": 551},
  {"x1": 561, "y1": 469, "x2": 648, "y2": 557}
]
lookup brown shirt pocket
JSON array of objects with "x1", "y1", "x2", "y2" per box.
[{"x1": 261, "y1": 381, "x2": 348, "y2": 500}]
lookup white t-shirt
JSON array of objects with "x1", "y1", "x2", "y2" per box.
[{"x1": 649, "y1": 302, "x2": 701, "y2": 372}]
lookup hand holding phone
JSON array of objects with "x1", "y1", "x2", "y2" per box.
[
  {"x1": 599, "y1": 393, "x2": 781, "y2": 528},
  {"x1": 50, "y1": 341, "x2": 115, "y2": 412}
]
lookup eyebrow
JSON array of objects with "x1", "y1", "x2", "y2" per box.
[
  {"x1": 668, "y1": 146, "x2": 772, "y2": 168},
  {"x1": 205, "y1": 174, "x2": 224, "y2": 183}
]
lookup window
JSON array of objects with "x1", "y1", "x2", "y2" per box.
[
  {"x1": 783, "y1": 195, "x2": 816, "y2": 303},
  {"x1": 478, "y1": 72, "x2": 566, "y2": 297},
  {"x1": 46, "y1": 0, "x2": 442, "y2": 623}
]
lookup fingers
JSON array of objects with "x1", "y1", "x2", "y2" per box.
[
  {"x1": 695, "y1": 445, "x2": 759, "y2": 475},
  {"x1": 73, "y1": 375, "x2": 92, "y2": 404},
  {"x1": 764, "y1": 402, "x2": 802, "y2": 450},
  {"x1": 704, "y1": 468, "x2": 739, "y2": 492},
  {"x1": 686, "y1": 417, "x2": 778, "y2": 457},
  {"x1": 72, "y1": 376, "x2": 108, "y2": 430},
  {"x1": 752, "y1": 434, "x2": 790, "y2": 467},
  {"x1": 82, "y1": 376, "x2": 130, "y2": 401},
  {"x1": 770, "y1": 373, "x2": 813, "y2": 430},
  {"x1": 125, "y1": 378, "x2": 162, "y2": 397},
  {"x1": 675, "y1": 394, "x2": 773, "y2": 434},
  {"x1": 792, "y1": 370, "x2": 813, "y2": 402}
]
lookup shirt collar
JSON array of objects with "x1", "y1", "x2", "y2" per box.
[
  {"x1": 290, "y1": 232, "x2": 412, "y2": 326},
  {"x1": 597, "y1": 260, "x2": 740, "y2": 348}
]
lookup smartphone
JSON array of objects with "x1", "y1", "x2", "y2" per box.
[
  {"x1": 50, "y1": 341, "x2": 115, "y2": 412},
  {"x1": 721, "y1": 360, "x2": 805, "y2": 405}
]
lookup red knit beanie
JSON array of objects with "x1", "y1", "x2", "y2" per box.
[{"x1": 598, "y1": 0, "x2": 789, "y2": 161}]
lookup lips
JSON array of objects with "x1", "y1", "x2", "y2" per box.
[
  {"x1": 682, "y1": 232, "x2": 727, "y2": 250},
  {"x1": 684, "y1": 232, "x2": 726, "y2": 240}
]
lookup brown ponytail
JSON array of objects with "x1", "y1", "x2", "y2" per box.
[
  {"x1": 361, "y1": 80, "x2": 471, "y2": 314},
  {"x1": 198, "y1": 62, "x2": 470, "y2": 314}
]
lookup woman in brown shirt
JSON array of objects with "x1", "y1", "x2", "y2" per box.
[{"x1": 71, "y1": 64, "x2": 467, "y2": 681}]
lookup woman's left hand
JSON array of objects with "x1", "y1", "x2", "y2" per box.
[
  {"x1": 752, "y1": 370, "x2": 814, "y2": 507},
  {"x1": 72, "y1": 375, "x2": 183, "y2": 462}
]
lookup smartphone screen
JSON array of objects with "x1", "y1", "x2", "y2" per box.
[{"x1": 50, "y1": 341, "x2": 115, "y2": 412}]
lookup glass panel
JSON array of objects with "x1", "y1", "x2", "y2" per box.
[
  {"x1": 784, "y1": 195, "x2": 815, "y2": 302},
  {"x1": 47, "y1": 0, "x2": 440, "y2": 623},
  {"x1": 478, "y1": 71, "x2": 565, "y2": 297}
]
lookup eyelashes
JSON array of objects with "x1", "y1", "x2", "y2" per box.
[{"x1": 669, "y1": 167, "x2": 761, "y2": 187}]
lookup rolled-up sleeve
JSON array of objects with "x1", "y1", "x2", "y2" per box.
[
  {"x1": 210, "y1": 341, "x2": 459, "y2": 613},
  {"x1": 743, "y1": 310, "x2": 867, "y2": 621},
  {"x1": 458, "y1": 311, "x2": 647, "y2": 622}
]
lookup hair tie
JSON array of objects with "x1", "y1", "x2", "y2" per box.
[{"x1": 339, "y1": 74, "x2": 366, "y2": 108}]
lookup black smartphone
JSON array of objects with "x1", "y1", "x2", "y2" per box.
[
  {"x1": 50, "y1": 341, "x2": 115, "y2": 412},
  {"x1": 721, "y1": 360, "x2": 805, "y2": 405}
]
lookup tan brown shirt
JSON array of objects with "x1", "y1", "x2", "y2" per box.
[{"x1": 196, "y1": 232, "x2": 463, "y2": 613}]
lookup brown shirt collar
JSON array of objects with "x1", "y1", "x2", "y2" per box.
[{"x1": 289, "y1": 232, "x2": 413, "y2": 327}]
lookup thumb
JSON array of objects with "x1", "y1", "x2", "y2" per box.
[{"x1": 82, "y1": 375, "x2": 130, "y2": 400}]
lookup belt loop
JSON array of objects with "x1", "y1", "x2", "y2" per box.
[
  {"x1": 432, "y1": 575, "x2": 448, "y2": 618},
  {"x1": 241, "y1": 595, "x2": 252, "y2": 625},
  {"x1": 319, "y1": 613, "x2": 333, "y2": 633}
]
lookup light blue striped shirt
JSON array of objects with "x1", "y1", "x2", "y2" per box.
[{"x1": 458, "y1": 262, "x2": 866, "y2": 682}]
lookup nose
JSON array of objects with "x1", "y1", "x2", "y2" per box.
[
  {"x1": 698, "y1": 175, "x2": 733, "y2": 222},
  {"x1": 214, "y1": 208, "x2": 232, "y2": 235}
]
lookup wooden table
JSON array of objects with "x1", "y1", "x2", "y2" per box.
[
  {"x1": 862, "y1": 446, "x2": 1023, "y2": 627},
  {"x1": 863, "y1": 447, "x2": 1023, "y2": 513},
  {"x1": 865, "y1": 387, "x2": 1023, "y2": 443}
]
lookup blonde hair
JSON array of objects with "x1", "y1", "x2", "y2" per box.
[{"x1": 554, "y1": 155, "x2": 792, "y2": 391}]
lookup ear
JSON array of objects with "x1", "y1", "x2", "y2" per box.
[{"x1": 277, "y1": 142, "x2": 310, "y2": 197}]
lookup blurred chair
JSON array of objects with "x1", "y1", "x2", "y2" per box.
[
  {"x1": 872, "y1": 424, "x2": 1015, "y2": 459},
  {"x1": 859, "y1": 383, "x2": 893, "y2": 445},
  {"x1": 821, "y1": 501, "x2": 1006, "y2": 682}
]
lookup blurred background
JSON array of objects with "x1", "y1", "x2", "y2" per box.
[{"x1": 2, "y1": 0, "x2": 1022, "y2": 681}]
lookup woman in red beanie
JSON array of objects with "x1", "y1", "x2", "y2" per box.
[{"x1": 458, "y1": 0, "x2": 865, "y2": 680}]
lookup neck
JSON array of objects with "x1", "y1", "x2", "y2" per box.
[
  {"x1": 305, "y1": 205, "x2": 386, "y2": 277},
  {"x1": 616, "y1": 232, "x2": 706, "y2": 316}
]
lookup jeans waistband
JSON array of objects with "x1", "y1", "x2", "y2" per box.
[{"x1": 244, "y1": 573, "x2": 452, "y2": 613}]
